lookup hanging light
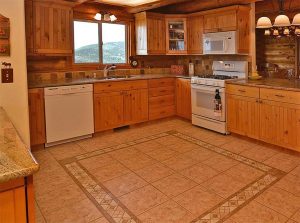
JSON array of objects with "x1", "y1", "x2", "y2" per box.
[
  {"x1": 264, "y1": 29, "x2": 271, "y2": 36},
  {"x1": 273, "y1": 15, "x2": 291, "y2": 27},
  {"x1": 256, "y1": 17, "x2": 272, "y2": 28},
  {"x1": 110, "y1": 15, "x2": 117, "y2": 22},
  {"x1": 292, "y1": 13, "x2": 300, "y2": 26}
]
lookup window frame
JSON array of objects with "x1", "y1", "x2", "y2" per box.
[{"x1": 72, "y1": 19, "x2": 129, "y2": 68}]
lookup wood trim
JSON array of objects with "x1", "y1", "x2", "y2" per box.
[
  {"x1": 26, "y1": 176, "x2": 35, "y2": 223},
  {"x1": 0, "y1": 179, "x2": 24, "y2": 193}
]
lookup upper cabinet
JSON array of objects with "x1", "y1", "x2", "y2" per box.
[
  {"x1": 166, "y1": 16, "x2": 187, "y2": 55},
  {"x1": 25, "y1": 0, "x2": 73, "y2": 56},
  {"x1": 135, "y1": 12, "x2": 166, "y2": 55},
  {"x1": 203, "y1": 5, "x2": 250, "y2": 54},
  {"x1": 187, "y1": 15, "x2": 204, "y2": 55}
]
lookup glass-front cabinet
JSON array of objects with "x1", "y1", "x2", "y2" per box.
[{"x1": 166, "y1": 17, "x2": 187, "y2": 54}]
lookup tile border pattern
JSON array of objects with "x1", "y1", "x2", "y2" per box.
[{"x1": 62, "y1": 130, "x2": 286, "y2": 223}]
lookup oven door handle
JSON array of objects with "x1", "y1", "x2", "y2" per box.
[{"x1": 191, "y1": 84, "x2": 224, "y2": 93}]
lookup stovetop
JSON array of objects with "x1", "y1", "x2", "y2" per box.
[{"x1": 193, "y1": 74, "x2": 238, "y2": 80}]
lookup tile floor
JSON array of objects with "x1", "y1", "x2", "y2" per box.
[{"x1": 32, "y1": 118, "x2": 300, "y2": 223}]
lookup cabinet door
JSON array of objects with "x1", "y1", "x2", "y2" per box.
[
  {"x1": 176, "y1": 78, "x2": 191, "y2": 120},
  {"x1": 147, "y1": 16, "x2": 166, "y2": 54},
  {"x1": 124, "y1": 89, "x2": 149, "y2": 124},
  {"x1": 203, "y1": 15, "x2": 218, "y2": 33},
  {"x1": 216, "y1": 11, "x2": 237, "y2": 31},
  {"x1": 166, "y1": 18, "x2": 187, "y2": 54},
  {"x1": 227, "y1": 94, "x2": 260, "y2": 139},
  {"x1": 0, "y1": 187, "x2": 27, "y2": 223},
  {"x1": 25, "y1": 0, "x2": 34, "y2": 55},
  {"x1": 94, "y1": 92, "x2": 124, "y2": 132},
  {"x1": 33, "y1": 2, "x2": 73, "y2": 55},
  {"x1": 29, "y1": 88, "x2": 46, "y2": 146},
  {"x1": 260, "y1": 100, "x2": 300, "y2": 152},
  {"x1": 187, "y1": 15, "x2": 203, "y2": 54}
]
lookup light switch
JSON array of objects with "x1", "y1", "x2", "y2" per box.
[{"x1": 1, "y1": 68, "x2": 13, "y2": 83}]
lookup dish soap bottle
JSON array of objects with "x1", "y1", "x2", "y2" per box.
[
  {"x1": 214, "y1": 89, "x2": 222, "y2": 117},
  {"x1": 188, "y1": 60, "x2": 194, "y2": 77}
]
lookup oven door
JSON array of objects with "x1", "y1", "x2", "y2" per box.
[{"x1": 191, "y1": 84, "x2": 226, "y2": 121}]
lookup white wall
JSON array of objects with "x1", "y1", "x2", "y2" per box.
[{"x1": 0, "y1": 0, "x2": 30, "y2": 147}]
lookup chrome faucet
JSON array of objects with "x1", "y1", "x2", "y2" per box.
[{"x1": 104, "y1": 64, "x2": 116, "y2": 77}]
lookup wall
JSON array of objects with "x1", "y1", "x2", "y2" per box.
[{"x1": 0, "y1": 0, "x2": 31, "y2": 147}]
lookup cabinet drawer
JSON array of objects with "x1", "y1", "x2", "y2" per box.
[
  {"x1": 149, "y1": 105, "x2": 175, "y2": 120},
  {"x1": 149, "y1": 86, "x2": 175, "y2": 97},
  {"x1": 148, "y1": 78, "x2": 175, "y2": 88},
  {"x1": 94, "y1": 80, "x2": 148, "y2": 93},
  {"x1": 149, "y1": 95, "x2": 175, "y2": 108},
  {"x1": 227, "y1": 84, "x2": 259, "y2": 98},
  {"x1": 260, "y1": 88, "x2": 300, "y2": 104}
]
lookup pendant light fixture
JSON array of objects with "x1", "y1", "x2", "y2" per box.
[{"x1": 256, "y1": 0, "x2": 300, "y2": 37}]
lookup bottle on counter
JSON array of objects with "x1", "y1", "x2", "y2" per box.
[{"x1": 188, "y1": 60, "x2": 194, "y2": 77}]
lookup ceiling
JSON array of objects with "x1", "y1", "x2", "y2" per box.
[
  {"x1": 91, "y1": 0, "x2": 160, "y2": 7},
  {"x1": 256, "y1": 0, "x2": 300, "y2": 16}
]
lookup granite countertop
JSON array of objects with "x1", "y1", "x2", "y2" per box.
[
  {"x1": 28, "y1": 74, "x2": 191, "y2": 89},
  {"x1": 227, "y1": 78, "x2": 300, "y2": 92},
  {"x1": 0, "y1": 108, "x2": 39, "y2": 183}
]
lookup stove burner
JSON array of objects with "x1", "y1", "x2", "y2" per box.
[{"x1": 194, "y1": 75, "x2": 238, "y2": 80}]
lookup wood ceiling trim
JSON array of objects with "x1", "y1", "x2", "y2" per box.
[
  {"x1": 149, "y1": 0, "x2": 261, "y2": 14},
  {"x1": 126, "y1": 0, "x2": 192, "y2": 13}
]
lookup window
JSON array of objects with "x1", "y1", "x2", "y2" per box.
[{"x1": 74, "y1": 21, "x2": 127, "y2": 64}]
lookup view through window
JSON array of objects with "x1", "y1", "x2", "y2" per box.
[{"x1": 74, "y1": 21, "x2": 126, "y2": 64}]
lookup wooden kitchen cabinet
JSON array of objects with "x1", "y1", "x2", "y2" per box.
[
  {"x1": 28, "y1": 88, "x2": 46, "y2": 146},
  {"x1": 94, "y1": 92, "x2": 124, "y2": 132},
  {"x1": 0, "y1": 179, "x2": 27, "y2": 223},
  {"x1": 25, "y1": 0, "x2": 73, "y2": 55},
  {"x1": 203, "y1": 5, "x2": 250, "y2": 54},
  {"x1": 187, "y1": 15, "x2": 204, "y2": 55},
  {"x1": 135, "y1": 12, "x2": 166, "y2": 55},
  {"x1": 260, "y1": 99, "x2": 300, "y2": 152},
  {"x1": 166, "y1": 16, "x2": 187, "y2": 55},
  {"x1": 124, "y1": 89, "x2": 149, "y2": 124},
  {"x1": 176, "y1": 78, "x2": 192, "y2": 120},
  {"x1": 94, "y1": 80, "x2": 149, "y2": 132},
  {"x1": 149, "y1": 78, "x2": 176, "y2": 120},
  {"x1": 227, "y1": 94, "x2": 260, "y2": 139},
  {"x1": 227, "y1": 83, "x2": 300, "y2": 152}
]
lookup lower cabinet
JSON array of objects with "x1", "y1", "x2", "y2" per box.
[
  {"x1": 124, "y1": 89, "x2": 149, "y2": 124},
  {"x1": 148, "y1": 78, "x2": 176, "y2": 120},
  {"x1": 94, "y1": 80, "x2": 149, "y2": 132},
  {"x1": 227, "y1": 94, "x2": 260, "y2": 139},
  {"x1": 260, "y1": 100, "x2": 300, "y2": 151},
  {"x1": 0, "y1": 177, "x2": 35, "y2": 223},
  {"x1": 227, "y1": 83, "x2": 300, "y2": 152},
  {"x1": 94, "y1": 92, "x2": 124, "y2": 132},
  {"x1": 28, "y1": 88, "x2": 46, "y2": 147},
  {"x1": 176, "y1": 78, "x2": 192, "y2": 120}
]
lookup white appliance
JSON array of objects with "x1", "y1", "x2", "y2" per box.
[
  {"x1": 191, "y1": 61, "x2": 248, "y2": 134},
  {"x1": 203, "y1": 31, "x2": 237, "y2": 55},
  {"x1": 44, "y1": 84, "x2": 94, "y2": 147}
]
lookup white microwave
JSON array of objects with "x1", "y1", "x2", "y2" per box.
[{"x1": 203, "y1": 31, "x2": 237, "y2": 55}]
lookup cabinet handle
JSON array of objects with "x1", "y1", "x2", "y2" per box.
[
  {"x1": 238, "y1": 89, "x2": 246, "y2": 93},
  {"x1": 275, "y1": 94, "x2": 285, "y2": 98}
]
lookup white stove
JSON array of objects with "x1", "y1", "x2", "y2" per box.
[{"x1": 191, "y1": 61, "x2": 248, "y2": 134}]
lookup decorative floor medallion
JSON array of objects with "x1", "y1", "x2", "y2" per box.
[{"x1": 62, "y1": 130, "x2": 286, "y2": 223}]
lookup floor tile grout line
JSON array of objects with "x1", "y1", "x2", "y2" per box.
[
  {"x1": 48, "y1": 127, "x2": 298, "y2": 223},
  {"x1": 34, "y1": 199, "x2": 48, "y2": 223},
  {"x1": 172, "y1": 131, "x2": 284, "y2": 173},
  {"x1": 64, "y1": 161, "x2": 140, "y2": 223},
  {"x1": 192, "y1": 172, "x2": 284, "y2": 223}
]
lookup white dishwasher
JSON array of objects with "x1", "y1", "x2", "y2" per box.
[{"x1": 44, "y1": 84, "x2": 94, "y2": 147}]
